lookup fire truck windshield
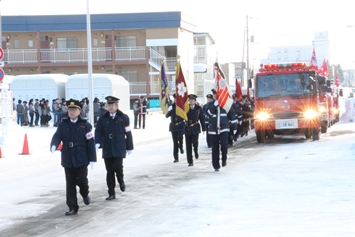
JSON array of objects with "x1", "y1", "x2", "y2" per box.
[{"x1": 255, "y1": 73, "x2": 315, "y2": 98}]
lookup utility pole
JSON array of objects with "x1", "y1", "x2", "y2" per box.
[{"x1": 246, "y1": 15, "x2": 250, "y2": 87}]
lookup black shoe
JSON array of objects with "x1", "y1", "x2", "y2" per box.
[
  {"x1": 188, "y1": 163, "x2": 193, "y2": 167},
  {"x1": 222, "y1": 161, "x2": 227, "y2": 167},
  {"x1": 179, "y1": 147, "x2": 184, "y2": 154},
  {"x1": 120, "y1": 183, "x2": 126, "y2": 192},
  {"x1": 195, "y1": 153, "x2": 199, "y2": 159},
  {"x1": 173, "y1": 159, "x2": 179, "y2": 163},
  {"x1": 214, "y1": 169, "x2": 219, "y2": 172},
  {"x1": 83, "y1": 195, "x2": 91, "y2": 205},
  {"x1": 65, "y1": 209, "x2": 78, "y2": 216},
  {"x1": 106, "y1": 195, "x2": 116, "y2": 200},
  {"x1": 207, "y1": 146, "x2": 211, "y2": 148}
]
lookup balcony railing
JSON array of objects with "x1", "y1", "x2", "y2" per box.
[
  {"x1": 4, "y1": 47, "x2": 148, "y2": 64},
  {"x1": 130, "y1": 80, "x2": 176, "y2": 96}
]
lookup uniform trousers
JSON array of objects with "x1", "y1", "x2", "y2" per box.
[
  {"x1": 211, "y1": 132, "x2": 229, "y2": 170},
  {"x1": 139, "y1": 114, "x2": 146, "y2": 129},
  {"x1": 171, "y1": 130, "x2": 184, "y2": 161},
  {"x1": 64, "y1": 165, "x2": 89, "y2": 212},
  {"x1": 185, "y1": 133, "x2": 199, "y2": 164},
  {"x1": 205, "y1": 123, "x2": 211, "y2": 147},
  {"x1": 104, "y1": 157, "x2": 124, "y2": 195}
]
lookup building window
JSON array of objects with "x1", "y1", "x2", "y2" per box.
[
  {"x1": 14, "y1": 40, "x2": 20, "y2": 49},
  {"x1": 278, "y1": 55, "x2": 281, "y2": 60},
  {"x1": 93, "y1": 38, "x2": 98, "y2": 47},
  {"x1": 195, "y1": 37, "x2": 206, "y2": 46},
  {"x1": 297, "y1": 55, "x2": 300, "y2": 60},
  {"x1": 119, "y1": 70, "x2": 138, "y2": 82},
  {"x1": 116, "y1": 36, "x2": 137, "y2": 47},
  {"x1": 284, "y1": 48, "x2": 287, "y2": 53},
  {"x1": 28, "y1": 40, "x2": 33, "y2": 48},
  {"x1": 278, "y1": 49, "x2": 281, "y2": 53},
  {"x1": 297, "y1": 48, "x2": 300, "y2": 52},
  {"x1": 284, "y1": 55, "x2": 288, "y2": 59},
  {"x1": 57, "y1": 38, "x2": 77, "y2": 50}
]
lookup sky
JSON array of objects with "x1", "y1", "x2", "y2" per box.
[{"x1": 1, "y1": 0, "x2": 355, "y2": 68}]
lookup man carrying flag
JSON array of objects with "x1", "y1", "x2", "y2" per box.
[
  {"x1": 159, "y1": 58, "x2": 170, "y2": 115},
  {"x1": 205, "y1": 63, "x2": 237, "y2": 171}
]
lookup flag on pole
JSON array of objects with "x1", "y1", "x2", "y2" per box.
[
  {"x1": 235, "y1": 78, "x2": 243, "y2": 102},
  {"x1": 175, "y1": 59, "x2": 189, "y2": 120},
  {"x1": 214, "y1": 63, "x2": 233, "y2": 112},
  {"x1": 335, "y1": 72, "x2": 340, "y2": 87},
  {"x1": 159, "y1": 58, "x2": 170, "y2": 115},
  {"x1": 310, "y1": 48, "x2": 318, "y2": 71},
  {"x1": 319, "y1": 59, "x2": 329, "y2": 77},
  {"x1": 246, "y1": 85, "x2": 251, "y2": 101}
]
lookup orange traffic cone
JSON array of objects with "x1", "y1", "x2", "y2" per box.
[
  {"x1": 19, "y1": 133, "x2": 30, "y2": 155},
  {"x1": 57, "y1": 142, "x2": 62, "y2": 150}
]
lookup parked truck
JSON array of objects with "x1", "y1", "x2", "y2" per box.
[{"x1": 249, "y1": 62, "x2": 321, "y2": 143}]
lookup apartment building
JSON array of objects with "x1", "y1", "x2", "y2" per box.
[{"x1": 1, "y1": 12, "x2": 196, "y2": 99}]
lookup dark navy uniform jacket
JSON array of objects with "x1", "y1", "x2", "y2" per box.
[
  {"x1": 207, "y1": 103, "x2": 238, "y2": 135},
  {"x1": 50, "y1": 116, "x2": 97, "y2": 168},
  {"x1": 95, "y1": 110, "x2": 134, "y2": 158},
  {"x1": 203, "y1": 100, "x2": 214, "y2": 126},
  {"x1": 185, "y1": 104, "x2": 206, "y2": 135},
  {"x1": 166, "y1": 103, "x2": 185, "y2": 133}
]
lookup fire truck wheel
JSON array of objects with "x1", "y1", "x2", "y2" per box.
[
  {"x1": 321, "y1": 124, "x2": 327, "y2": 133},
  {"x1": 312, "y1": 129, "x2": 320, "y2": 141},
  {"x1": 305, "y1": 129, "x2": 312, "y2": 139},
  {"x1": 256, "y1": 131, "x2": 265, "y2": 143}
]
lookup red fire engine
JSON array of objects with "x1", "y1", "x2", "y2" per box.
[
  {"x1": 318, "y1": 76, "x2": 333, "y2": 133},
  {"x1": 250, "y1": 62, "x2": 321, "y2": 143}
]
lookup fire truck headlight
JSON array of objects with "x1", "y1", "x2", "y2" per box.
[
  {"x1": 319, "y1": 106, "x2": 326, "y2": 113},
  {"x1": 333, "y1": 108, "x2": 339, "y2": 114},
  {"x1": 255, "y1": 112, "x2": 270, "y2": 120},
  {"x1": 304, "y1": 109, "x2": 318, "y2": 119}
]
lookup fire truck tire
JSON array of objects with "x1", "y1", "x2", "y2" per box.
[
  {"x1": 305, "y1": 129, "x2": 312, "y2": 139},
  {"x1": 321, "y1": 124, "x2": 327, "y2": 133},
  {"x1": 256, "y1": 131, "x2": 265, "y2": 143},
  {"x1": 312, "y1": 129, "x2": 320, "y2": 141}
]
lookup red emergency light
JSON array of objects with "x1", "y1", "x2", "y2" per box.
[{"x1": 261, "y1": 62, "x2": 307, "y2": 71}]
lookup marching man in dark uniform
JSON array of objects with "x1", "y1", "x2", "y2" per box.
[
  {"x1": 95, "y1": 96, "x2": 134, "y2": 200},
  {"x1": 50, "y1": 99, "x2": 97, "y2": 216},
  {"x1": 206, "y1": 91, "x2": 238, "y2": 171},
  {"x1": 166, "y1": 94, "x2": 185, "y2": 163},
  {"x1": 203, "y1": 93, "x2": 214, "y2": 148},
  {"x1": 138, "y1": 95, "x2": 149, "y2": 129},
  {"x1": 185, "y1": 94, "x2": 205, "y2": 166}
]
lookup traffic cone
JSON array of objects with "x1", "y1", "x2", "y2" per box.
[
  {"x1": 19, "y1": 133, "x2": 30, "y2": 155},
  {"x1": 57, "y1": 142, "x2": 62, "y2": 150}
]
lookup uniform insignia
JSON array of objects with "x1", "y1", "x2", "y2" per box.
[
  {"x1": 125, "y1": 126, "x2": 131, "y2": 132},
  {"x1": 86, "y1": 132, "x2": 94, "y2": 140}
]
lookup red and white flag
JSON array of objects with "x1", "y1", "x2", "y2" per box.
[
  {"x1": 235, "y1": 78, "x2": 243, "y2": 102},
  {"x1": 310, "y1": 48, "x2": 318, "y2": 71},
  {"x1": 319, "y1": 59, "x2": 329, "y2": 77},
  {"x1": 175, "y1": 61, "x2": 189, "y2": 120},
  {"x1": 335, "y1": 72, "x2": 340, "y2": 87},
  {"x1": 214, "y1": 63, "x2": 233, "y2": 112}
]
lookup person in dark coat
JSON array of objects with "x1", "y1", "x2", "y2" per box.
[
  {"x1": 166, "y1": 94, "x2": 185, "y2": 163},
  {"x1": 203, "y1": 93, "x2": 214, "y2": 148},
  {"x1": 97, "y1": 102, "x2": 107, "y2": 118},
  {"x1": 206, "y1": 92, "x2": 238, "y2": 171},
  {"x1": 50, "y1": 99, "x2": 97, "y2": 216},
  {"x1": 184, "y1": 94, "x2": 205, "y2": 166},
  {"x1": 133, "y1": 98, "x2": 140, "y2": 129},
  {"x1": 95, "y1": 96, "x2": 134, "y2": 200},
  {"x1": 138, "y1": 95, "x2": 149, "y2": 129}
]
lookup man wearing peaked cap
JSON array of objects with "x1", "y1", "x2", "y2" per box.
[
  {"x1": 95, "y1": 95, "x2": 134, "y2": 200},
  {"x1": 105, "y1": 96, "x2": 120, "y2": 104},
  {"x1": 188, "y1": 94, "x2": 198, "y2": 100},
  {"x1": 203, "y1": 93, "x2": 215, "y2": 148},
  {"x1": 50, "y1": 98, "x2": 96, "y2": 216},
  {"x1": 67, "y1": 99, "x2": 83, "y2": 109}
]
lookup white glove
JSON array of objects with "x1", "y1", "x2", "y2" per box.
[
  {"x1": 127, "y1": 150, "x2": 133, "y2": 155},
  {"x1": 95, "y1": 144, "x2": 100, "y2": 152},
  {"x1": 214, "y1": 100, "x2": 219, "y2": 106},
  {"x1": 90, "y1": 161, "x2": 94, "y2": 169},
  {"x1": 168, "y1": 105, "x2": 173, "y2": 112},
  {"x1": 51, "y1": 145, "x2": 56, "y2": 154},
  {"x1": 233, "y1": 130, "x2": 237, "y2": 135}
]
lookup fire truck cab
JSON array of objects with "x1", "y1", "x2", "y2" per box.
[{"x1": 250, "y1": 62, "x2": 321, "y2": 143}]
